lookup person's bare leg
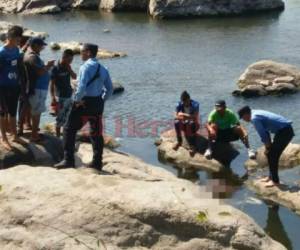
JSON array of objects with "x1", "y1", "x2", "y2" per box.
[
  {"x1": 0, "y1": 116, "x2": 12, "y2": 150},
  {"x1": 31, "y1": 114, "x2": 41, "y2": 141},
  {"x1": 9, "y1": 116, "x2": 26, "y2": 144},
  {"x1": 56, "y1": 126, "x2": 61, "y2": 137},
  {"x1": 234, "y1": 126, "x2": 249, "y2": 149}
]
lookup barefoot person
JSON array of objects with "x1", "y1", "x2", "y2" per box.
[
  {"x1": 0, "y1": 25, "x2": 24, "y2": 150},
  {"x1": 204, "y1": 100, "x2": 255, "y2": 160},
  {"x1": 173, "y1": 91, "x2": 200, "y2": 156},
  {"x1": 24, "y1": 38, "x2": 55, "y2": 142},
  {"x1": 55, "y1": 43, "x2": 113, "y2": 170},
  {"x1": 50, "y1": 49, "x2": 77, "y2": 137},
  {"x1": 238, "y1": 106, "x2": 294, "y2": 188}
]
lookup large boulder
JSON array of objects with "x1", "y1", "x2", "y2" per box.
[
  {"x1": 248, "y1": 179, "x2": 300, "y2": 216},
  {"x1": 149, "y1": 0, "x2": 284, "y2": 19},
  {"x1": 234, "y1": 60, "x2": 300, "y2": 97},
  {"x1": 0, "y1": 143, "x2": 286, "y2": 250},
  {"x1": 0, "y1": 0, "x2": 62, "y2": 14},
  {"x1": 156, "y1": 129, "x2": 239, "y2": 173},
  {"x1": 50, "y1": 41, "x2": 127, "y2": 59},
  {"x1": 245, "y1": 144, "x2": 300, "y2": 172},
  {"x1": 100, "y1": 0, "x2": 148, "y2": 11},
  {"x1": 0, "y1": 21, "x2": 48, "y2": 42},
  {"x1": 72, "y1": 0, "x2": 100, "y2": 9}
]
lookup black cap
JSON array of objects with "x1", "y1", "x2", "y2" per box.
[
  {"x1": 215, "y1": 100, "x2": 226, "y2": 108},
  {"x1": 29, "y1": 37, "x2": 47, "y2": 46},
  {"x1": 238, "y1": 105, "x2": 251, "y2": 119}
]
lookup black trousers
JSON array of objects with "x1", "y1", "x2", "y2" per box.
[
  {"x1": 174, "y1": 119, "x2": 198, "y2": 147},
  {"x1": 63, "y1": 96, "x2": 104, "y2": 166},
  {"x1": 267, "y1": 126, "x2": 294, "y2": 183}
]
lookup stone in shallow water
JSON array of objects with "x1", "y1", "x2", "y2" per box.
[
  {"x1": 245, "y1": 144, "x2": 300, "y2": 172},
  {"x1": 157, "y1": 129, "x2": 239, "y2": 173},
  {"x1": 248, "y1": 179, "x2": 300, "y2": 216}
]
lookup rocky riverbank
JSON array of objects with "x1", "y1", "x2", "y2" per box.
[
  {"x1": 0, "y1": 0, "x2": 285, "y2": 18},
  {"x1": 0, "y1": 140, "x2": 286, "y2": 249}
]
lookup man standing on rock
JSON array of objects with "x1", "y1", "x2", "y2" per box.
[
  {"x1": 24, "y1": 38, "x2": 55, "y2": 142},
  {"x1": 50, "y1": 49, "x2": 77, "y2": 137},
  {"x1": 205, "y1": 100, "x2": 255, "y2": 160},
  {"x1": 238, "y1": 106, "x2": 294, "y2": 188},
  {"x1": 55, "y1": 43, "x2": 113, "y2": 170},
  {"x1": 173, "y1": 91, "x2": 200, "y2": 156},
  {"x1": 0, "y1": 25, "x2": 24, "y2": 150}
]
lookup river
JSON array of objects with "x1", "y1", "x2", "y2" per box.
[{"x1": 1, "y1": 1, "x2": 300, "y2": 249}]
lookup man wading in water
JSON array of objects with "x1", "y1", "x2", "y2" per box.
[
  {"x1": 238, "y1": 106, "x2": 295, "y2": 188},
  {"x1": 55, "y1": 43, "x2": 113, "y2": 170}
]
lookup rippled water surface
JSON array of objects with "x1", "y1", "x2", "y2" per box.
[{"x1": 1, "y1": 1, "x2": 300, "y2": 248}]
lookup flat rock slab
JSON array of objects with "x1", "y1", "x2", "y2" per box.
[
  {"x1": 0, "y1": 133, "x2": 63, "y2": 169},
  {"x1": 157, "y1": 129, "x2": 239, "y2": 173},
  {"x1": 248, "y1": 179, "x2": 300, "y2": 216},
  {"x1": 50, "y1": 41, "x2": 127, "y2": 59},
  {"x1": 0, "y1": 144, "x2": 286, "y2": 249},
  {"x1": 245, "y1": 144, "x2": 300, "y2": 172}
]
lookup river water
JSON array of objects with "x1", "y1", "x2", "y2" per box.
[{"x1": 1, "y1": 1, "x2": 300, "y2": 249}]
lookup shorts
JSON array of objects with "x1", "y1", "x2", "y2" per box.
[
  {"x1": 29, "y1": 89, "x2": 48, "y2": 116},
  {"x1": 0, "y1": 85, "x2": 20, "y2": 117},
  {"x1": 217, "y1": 127, "x2": 240, "y2": 143},
  {"x1": 56, "y1": 97, "x2": 72, "y2": 127}
]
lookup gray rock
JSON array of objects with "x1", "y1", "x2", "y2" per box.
[
  {"x1": 248, "y1": 179, "x2": 300, "y2": 216},
  {"x1": 0, "y1": 143, "x2": 286, "y2": 250},
  {"x1": 149, "y1": 0, "x2": 284, "y2": 19},
  {"x1": 157, "y1": 129, "x2": 239, "y2": 173},
  {"x1": 100, "y1": 0, "x2": 148, "y2": 11},
  {"x1": 240, "y1": 84, "x2": 268, "y2": 97},
  {"x1": 72, "y1": 0, "x2": 100, "y2": 9},
  {"x1": 238, "y1": 60, "x2": 300, "y2": 90},
  {"x1": 50, "y1": 41, "x2": 127, "y2": 59},
  {"x1": 245, "y1": 143, "x2": 300, "y2": 172},
  {"x1": 0, "y1": 21, "x2": 48, "y2": 42}
]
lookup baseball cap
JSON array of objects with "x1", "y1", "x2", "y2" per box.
[
  {"x1": 29, "y1": 37, "x2": 47, "y2": 46},
  {"x1": 215, "y1": 100, "x2": 226, "y2": 108}
]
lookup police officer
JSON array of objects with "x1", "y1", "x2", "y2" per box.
[{"x1": 55, "y1": 43, "x2": 113, "y2": 170}]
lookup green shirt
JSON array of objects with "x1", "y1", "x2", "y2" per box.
[{"x1": 208, "y1": 108, "x2": 239, "y2": 130}]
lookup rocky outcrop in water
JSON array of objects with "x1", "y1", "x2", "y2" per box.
[
  {"x1": 149, "y1": 0, "x2": 285, "y2": 19},
  {"x1": 233, "y1": 60, "x2": 300, "y2": 97},
  {"x1": 248, "y1": 179, "x2": 300, "y2": 216},
  {"x1": 245, "y1": 144, "x2": 300, "y2": 172},
  {"x1": 100, "y1": 0, "x2": 148, "y2": 11},
  {"x1": 156, "y1": 129, "x2": 239, "y2": 173},
  {"x1": 50, "y1": 41, "x2": 127, "y2": 59},
  {"x1": 0, "y1": 142, "x2": 286, "y2": 249},
  {"x1": 0, "y1": 21, "x2": 48, "y2": 41}
]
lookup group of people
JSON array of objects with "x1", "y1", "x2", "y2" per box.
[
  {"x1": 173, "y1": 91, "x2": 295, "y2": 188},
  {"x1": 0, "y1": 25, "x2": 113, "y2": 171},
  {"x1": 0, "y1": 25, "x2": 296, "y2": 187}
]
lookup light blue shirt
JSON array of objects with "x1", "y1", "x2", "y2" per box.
[
  {"x1": 251, "y1": 109, "x2": 292, "y2": 144},
  {"x1": 73, "y1": 58, "x2": 113, "y2": 102}
]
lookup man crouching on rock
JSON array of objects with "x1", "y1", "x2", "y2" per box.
[
  {"x1": 204, "y1": 100, "x2": 256, "y2": 160},
  {"x1": 55, "y1": 43, "x2": 113, "y2": 170},
  {"x1": 173, "y1": 91, "x2": 200, "y2": 157},
  {"x1": 238, "y1": 106, "x2": 294, "y2": 188}
]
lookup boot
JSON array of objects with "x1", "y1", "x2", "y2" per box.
[{"x1": 55, "y1": 159, "x2": 75, "y2": 169}]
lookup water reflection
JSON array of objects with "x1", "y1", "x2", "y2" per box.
[{"x1": 264, "y1": 202, "x2": 293, "y2": 250}]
